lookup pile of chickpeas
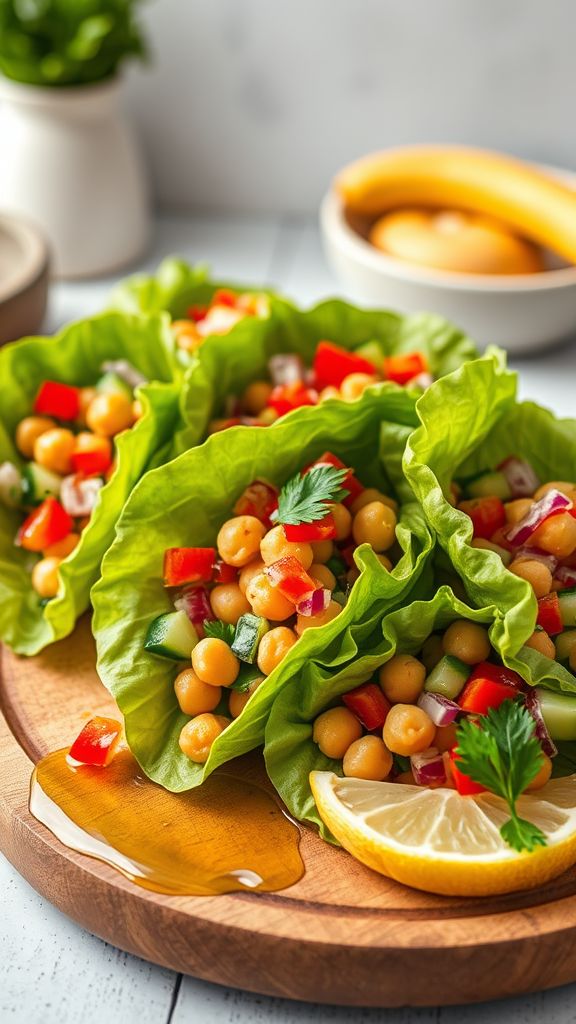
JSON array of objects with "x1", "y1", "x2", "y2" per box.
[
  {"x1": 170, "y1": 291, "x2": 269, "y2": 354},
  {"x1": 176, "y1": 479, "x2": 400, "y2": 763},
  {"x1": 312, "y1": 618, "x2": 553, "y2": 790}
]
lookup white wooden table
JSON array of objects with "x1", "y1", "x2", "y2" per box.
[{"x1": 3, "y1": 214, "x2": 576, "y2": 1024}]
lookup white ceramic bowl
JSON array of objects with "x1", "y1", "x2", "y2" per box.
[{"x1": 320, "y1": 169, "x2": 576, "y2": 354}]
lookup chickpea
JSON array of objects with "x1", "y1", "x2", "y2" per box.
[
  {"x1": 346, "y1": 566, "x2": 360, "y2": 586},
  {"x1": 171, "y1": 319, "x2": 201, "y2": 352},
  {"x1": 257, "y1": 626, "x2": 298, "y2": 675},
  {"x1": 31, "y1": 556, "x2": 61, "y2": 598},
  {"x1": 313, "y1": 706, "x2": 362, "y2": 759},
  {"x1": 557, "y1": 631, "x2": 576, "y2": 662},
  {"x1": 15, "y1": 416, "x2": 55, "y2": 458},
  {"x1": 191, "y1": 638, "x2": 240, "y2": 687},
  {"x1": 174, "y1": 668, "x2": 222, "y2": 715},
  {"x1": 340, "y1": 372, "x2": 377, "y2": 401},
  {"x1": 238, "y1": 558, "x2": 266, "y2": 595},
  {"x1": 86, "y1": 392, "x2": 135, "y2": 437},
  {"x1": 258, "y1": 407, "x2": 278, "y2": 425},
  {"x1": 229, "y1": 677, "x2": 264, "y2": 718},
  {"x1": 319, "y1": 386, "x2": 340, "y2": 401},
  {"x1": 379, "y1": 654, "x2": 426, "y2": 704},
  {"x1": 217, "y1": 515, "x2": 267, "y2": 567},
  {"x1": 448, "y1": 482, "x2": 461, "y2": 507},
  {"x1": 34, "y1": 428, "x2": 75, "y2": 475},
  {"x1": 260, "y1": 524, "x2": 313, "y2": 570},
  {"x1": 44, "y1": 533, "x2": 80, "y2": 559},
  {"x1": 442, "y1": 620, "x2": 490, "y2": 665},
  {"x1": 73, "y1": 431, "x2": 113, "y2": 467},
  {"x1": 352, "y1": 501, "x2": 397, "y2": 552},
  {"x1": 434, "y1": 722, "x2": 459, "y2": 753},
  {"x1": 329, "y1": 502, "x2": 352, "y2": 541},
  {"x1": 504, "y1": 499, "x2": 533, "y2": 525},
  {"x1": 383, "y1": 704, "x2": 436, "y2": 757},
  {"x1": 421, "y1": 634, "x2": 444, "y2": 672},
  {"x1": 295, "y1": 599, "x2": 341, "y2": 635},
  {"x1": 471, "y1": 538, "x2": 511, "y2": 564},
  {"x1": 350, "y1": 488, "x2": 398, "y2": 515},
  {"x1": 311, "y1": 539, "x2": 333, "y2": 564},
  {"x1": 245, "y1": 573, "x2": 295, "y2": 621},
  {"x1": 178, "y1": 714, "x2": 230, "y2": 762},
  {"x1": 209, "y1": 582, "x2": 251, "y2": 625},
  {"x1": 530, "y1": 513, "x2": 576, "y2": 559},
  {"x1": 77, "y1": 387, "x2": 98, "y2": 425},
  {"x1": 509, "y1": 558, "x2": 552, "y2": 598},
  {"x1": 534, "y1": 481, "x2": 576, "y2": 502},
  {"x1": 241, "y1": 380, "x2": 273, "y2": 415},
  {"x1": 342, "y1": 736, "x2": 393, "y2": 781},
  {"x1": 375, "y1": 554, "x2": 393, "y2": 571},
  {"x1": 525, "y1": 630, "x2": 556, "y2": 659},
  {"x1": 310, "y1": 563, "x2": 336, "y2": 590},
  {"x1": 524, "y1": 753, "x2": 553, "y2": 791}
]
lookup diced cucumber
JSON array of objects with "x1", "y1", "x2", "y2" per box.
[
  {"x1": 231, "y1": 613, "x2": 269, "y2": 663},
  {"x1": 21, "y1": 462, "x2": 62, "y2": 504},
  {"x1": 424, "y1": 655, "x2": 470, "y2": 700},
  {"x1": 144, "y1": 610, "x2": 199, "y2": 660},
  {"x1": 558, "y1": 588, "x2": 576, "y2": 628},
  {"x1": 536, "y1": 687, "x2": 576, "y2": 741},
  {"x1": 466, "y1": 470, "x2": 511, "y2": 502},
  {"x1": 555, "y1": 630, "x2": 576, "y2": 664},
  {"x1": 96, "y1": 371, "x2": 133, "y2": 399},
  {"x1": 354, "y1": 340, "x2": 384, "y2": 367}
]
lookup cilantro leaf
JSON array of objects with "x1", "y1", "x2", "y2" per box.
[
  {"x1": 455, "y1": 699, "x2": 547, "y2": 854},
  {"x1": 202, "y1": 619, "x2": 235, "y2": 644},
  {"x1": 275, "y1": 465, "x2": 350, "y2": 526}
]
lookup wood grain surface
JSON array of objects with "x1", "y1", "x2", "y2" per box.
[{"x1": 3, "y1": 616, "x2": 576, "y2": 1007}]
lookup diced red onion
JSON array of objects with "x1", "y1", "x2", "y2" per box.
[
  {"x1": 0, "y1": 461, "x2": 23, "y2": 508},
  {"x1": 498, "y1": 456, "x2": 540, "y2": 499},
  {"x1": 417, "y1": 691, "x2": 461, "y2": 726},
  {"x1": 60, "y1": 475, "x2": 103, "y2": 517},
  {"x1": 268, "y1": 354, "x2": 305, "y2": 387},
  {"x1": 555, "y1": 565, "x2": 576, "y2": 587},
  {"x1": 101, "y1": 359, "x2": 147, "y2": 388},
  {"x1": 406, "y1": 372, "x2": 434, "y2": 390},
  {"x1": 174, "y1": 585, "x2": 214, "y2": 636},
  {"x1": 410, "y1": 747, "x2": 447, "y2": 787},
  {"x1": 506, "y1": 489, "x2": 572, "y2": 546},
  {"x1": 296, "y1": 587, "x2": 331, "y2": 617},
  {"x1": 513, "y1": 546, "x2": 558, "y2": 574},
  {"x1": 523, "y1": 689, "x2": 558, "y2": 758}
]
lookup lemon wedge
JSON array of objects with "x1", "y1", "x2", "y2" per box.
[{"x1": 310, "y1": 771, "x2": 576, "y2": 897}]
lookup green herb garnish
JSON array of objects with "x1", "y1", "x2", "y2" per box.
[
  {"x1": 275, "y1": 464, "x2": 349, "y2": 526},
  {"x1": 455, "y1": 700, "x2": 547, "y2": 853},
  {"x1": 202, "y1": 620, "x2": 235, "y2": 645}
]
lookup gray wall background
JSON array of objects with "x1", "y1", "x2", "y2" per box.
[{"x1": 125, "y1": 0, "x2": 576, "y2": 214}]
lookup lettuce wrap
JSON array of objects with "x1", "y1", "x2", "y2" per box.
[
  {"x1": 92, "y1": 388, "x2": 434, "y2": 793},
  {"x1": 0, "y1": 313, "x2": 182, "y2": 655}
]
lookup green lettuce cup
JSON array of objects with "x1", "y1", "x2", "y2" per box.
[
  {"x1": 403, "y1": 351, "x2": 576, "y2": 693},
  {"x1": 92, "y1": 388, "x2": 434, "y2": 793},
  {"x1": 0, "y1": 313, "x2": 182, "y2": 655}
]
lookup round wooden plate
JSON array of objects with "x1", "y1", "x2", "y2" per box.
[{"x1": 3, "y1": 618, "x2": 576, "y2": 1007}]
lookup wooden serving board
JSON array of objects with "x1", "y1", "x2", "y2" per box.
[{"x1": 3, "y1": 619, "x2": 576, "y2": 1007}]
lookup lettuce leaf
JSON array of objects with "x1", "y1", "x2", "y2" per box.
[
  {"x1": 0, "y1": 313, "x2": 182, "y2": 655},
  {"x1": 92, "y1": 388, "x2": 434, "y2": 793},
  {"x1": 108, "y1": 258, "x2": 211, "y2": 318}
]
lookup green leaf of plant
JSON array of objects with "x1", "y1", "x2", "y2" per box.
[
  {"x1": 276, "y1": 464, "x2": 350, "y2": 525},
  {"x1": 202, "y1": 619, "x2": 235, "y2": 644}
]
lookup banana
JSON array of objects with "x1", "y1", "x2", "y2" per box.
[{"x1": 335, "y1": 146, "x2": 576, "y2": 265}]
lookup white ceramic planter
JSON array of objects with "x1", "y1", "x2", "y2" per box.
[{"x1": 0, "y1": 76, "x2": 150, "y2": 279}]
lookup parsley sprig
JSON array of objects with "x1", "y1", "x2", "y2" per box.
[
  {"x1": 455, "y1": 700, "x2": 547, "y2": 854},
  {"x1": 202, "y1": 620, "x2": 235, "y2": 644},
  {"x1": 274, "y1": 465, "x2": 350, "y2": 526}
]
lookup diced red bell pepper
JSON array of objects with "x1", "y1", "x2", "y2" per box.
[
  {"x1": 34, "y1": 380, "x2": 80, "y2": 421},
  {"x1": 312, "y1": 340, "x2": 377, "y2": 390},
  {"x1": 186, "y1": 304, "x2": 208, "y2": 322},
  {"x1": 267, "y1": 383, "x2": 318, "y2": 417},
  {"x1": 467, "y1": 661, "x2": 525, "y2": 691},
  {"x1": 17, "y1": 497, "x2": 73, "y2": 552},
  {"x1": 212, "y1": 288, "x2": 237, "y2": 308},
  {"x1": 70, "y1": 433, "x2": 112, "y2": 476},
  {"x1": 69, "y1": 716, "x2": 123, "y2": 767},
  {"x1": 459, "y1": 496, "x2": 506, "y2": 541},
  {"x1": 449, "y1": 749, "x2": 486, "y2": 795},
  {"x1": 383, "y1": 352, "x2": 428, "y2": 386},
  {"x1": 213, "y1": 559, "x2": 238, "y2": 584},
  {"x1": 536, "y1": 592, "x2": 563, "y2": 635},
  {"x1": 459, "y1": 671, "x2": 519, "y2": 715},
  {"x1": 233, "y1": 479, "x2": 278, "y2": 527},
  {"x1": 163, "y1": 547, "x2": 216, "y2": 587},
  {"x1": 342, "y1": 682, "x2": 391, "y2": 730},
  {"x1": 283, "y1": 513, "x2": 337, "y2": 543},
  {"x1": 264, "y1": 555, "x2": 317, "y2": 603},
  {"x1": 305, "y1": 451, "x2": 364, "y2": 508}
]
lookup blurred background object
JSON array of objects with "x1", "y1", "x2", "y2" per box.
[
  {"x1": 0, "y1": 0, "x2": 150, "y2": 278},
  {"x1": 0, "y1": 212, "x2": 49, "y2": 344}
]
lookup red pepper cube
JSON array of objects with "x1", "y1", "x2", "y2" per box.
[
  {"x1": 17, "y1": 497, "x2": 73, "y2": 552},
  {"x1": 283, "y1": 513, "x2": 337, "y2": 543},
  {"x1": 233, "y1": 479, "x2": 278, "y2": 527},
  {"x1": 163, "y1": 547, "x2": 216, "y2": 587},
  {"x1": 383, "y1": 352, "x2": 428, "y2": 386},
  {"x1": 69, "y1": 716, "x2": 123, "y2": 767},
  {"x1": 264, "y1": 555, "x2": 317, "y2": 604},
  {"x1": 459, "y1": 496, "x2": 506, "y2": 541},
  {"x1": 312, "y1": 340, "x2": 377, "y2": 391},
  {"x1": 342, "y1": 683, "x2": 391, "y2": 730},
  {"x1": 536, "y1": 592, "x2": 564, "y2": 635},
  {"x1": 459, "y1": 673, "x2": 519, "y2": 716},
  {"x1": 306, "y1": 451, "x2": 364, "y2": 508},
  {"x1": 187, "y1": 304, "x2": 208, "y2": 322},
  {"x1": 70, "y1": 434, "x2": 112, "y2": 477},
  {"x1": 34, "y1": 380, "x2": 80, "y2": 421},
  {"x1": 467, "y1": 661, "x2": 525, "y2": 691},
  {"x1": 267, "y1": 383, "x2": 318, "y2": 418},
  {"x1": 449, "y1": 749, "x2": 486, "y2": 795},
  {"x1": 212, "y1": 289, "x2": 237, "y2": 308},
  {"x1": 213, "y1": 559, "x2": 238, "y2": 584}
]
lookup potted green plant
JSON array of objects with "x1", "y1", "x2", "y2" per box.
[{"x1": 0, "y1": 0, "x2": 150, "y2": 277}]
